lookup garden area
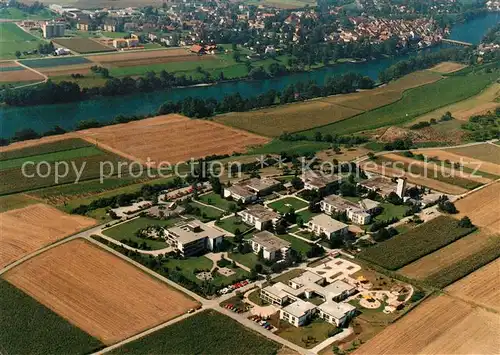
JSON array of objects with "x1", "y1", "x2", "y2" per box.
[
  {"x1": 267, "y1": 197, "x2": 309, "y2": 213},
  {"x1": 215, "y1": 216, "x2": 252, "y2": 235},
  {"x1": 197, "y1": 192, "x2": 237, "y2": 211}
]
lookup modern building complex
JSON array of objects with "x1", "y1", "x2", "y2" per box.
[
  {"x1": 224, "y1": 177, "x2": 281, "y2": 203},
  {"x1": 261, "y1": 269, "x2": 358, "y2": 327},
  {"x1": 165, "y1": 219, "x2": 224, "y2": 256},
  {"x1": 238, "y1": 204, "x2": 280, "y2": 231},
  {"x1": 42, "y1": 21, "x2": 65, "y2": 38},
  {"x1": 300, "y1": 170, "x2": 341, "y2": 191},
  {"x1": 306, "y1": 214, "x2": 349, "y2": 238},
  {"x1": 358, "y1": 176, "x2": 407, "y2": 198},
  {"x1": 320, "y1": 195, "x2": 380, "y2": 225},
  {"x1": 250, "y1": 231, "x2": 291, "y2": 261}
]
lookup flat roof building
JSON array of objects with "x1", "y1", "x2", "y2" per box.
[
  {"x1": 250, "y1": 231, "x2": 290, "y2": 261},
  {"x1": 238, "y1": 205, "x2": 280, "y2": 231},
  {"x1": 280, "y1": 299, "x2": 317, "y2": 327},
  {"x1": 165, "y1": 219, "x2": 224, "y2": 256},
  {"x1": 301, "y1": 170, "x2": 341, "y2": 191},
  {"x1": 320, "y1": 195, "x2": 380, "y2": 225},
  {"x1": 318, "y1": 301, "x2": 356, "y2": 327},
  {"x1": 223, "y1": 177, "x2": 281, "y2": 203},
  {"x1": 307, "y1": 214, "x2": 349, "y2": 238}
]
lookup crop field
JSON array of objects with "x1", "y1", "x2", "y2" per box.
[
  {"x1": 408, "y1": 82, "x2": 499, "y2": 123},
  {"x1": 449, "y1": 143, "x2": 500, "y2": 165},
  {"x1": 446, "y1": 258, "x2": 500, "y2": 312},
  {"x1": 0, "y1": 7, "x2": 55, "y2": 20},
  {"x1": 354, "y1": 295, "x2": 500, "y2": 355},
  {"x1": 0, "y1": 203, "x2": 95, "y2": 268},
  {"x1": 4, "y1": 239, "x2": 199, "y2": 345},
  {"x1": 0, "y1": 68, "x2": 44, "y2": 82},
  {"x1": 20, "y1": 56, "x2": 91, "y2": 68},
  {"x1": 53, "y1": 38, "x2": 115, "y2": 54},
  {"x1": 428, "y1": 61, "x2": 468, "y2": 74},
  {"x1": 110, "y1": 310, "x2": 280, "y2": 355},
  {"x1": 0, "y1": 193, "x2": 38, "y2": 212},
  {"x1": 0, "y1": 23, "x2": 43, "y2": 59},
  {"x1": 0, "y1": 64, "x2": 23, "y2": 72},
  {"x1": 417, "y1": 148, "x2": 500, "y2": 175},
  {"x1": 249, "y1": 139, "x2": 331, "y2": 155},
  {"x1": 360, "y1": 161, "x2": 469, "y2": 195},
  {"x1": 0, "y1": 279, "x2": 103, "y2": 354},
  {"x1": 0, "y1": 138, "x2": 134, "y2": 195},
  {"x1": 77, "y1": 114, "x2": 269, "y2": 165},
  {"x1": 301, "y1": 70, "x2": 498, "y2": 136},
  {"x1": 216, "y1": 71, "x2": 441, "y2": 137},
  {"x1": 358, "y1": 216, "x2": 476, "y2": 270}
]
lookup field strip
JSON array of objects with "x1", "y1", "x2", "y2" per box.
[
  {"x1": 77, "y1": 134, "x2": 145, "y2": 165},
  {"x1": 361, "y1": 162, "x2": 468, "y2": 195},
  {"x1": 15, "y1": 59, "x2": 47, "y2": 81}
]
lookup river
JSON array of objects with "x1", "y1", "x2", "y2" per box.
[{"x1": 0, "y1": 12, "x2": 498, "y2": 138}]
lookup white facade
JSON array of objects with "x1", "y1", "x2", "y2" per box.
[
  {"x1": 317, "y1": 302, "x2": 356, "y2": 327},
  {"x1": 279, "y1": 299, "x2": 316, "y2": 327},
  {"x1": 307, "y1": 214, "x2": 349, "y2": 238},
  {"x1": 238, "y1": 205, "x2": 280, "y2": 231}
]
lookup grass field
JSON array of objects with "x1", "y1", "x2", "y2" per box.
[
  {"x1": 0, "y1": 203, "x2": 95, "y2": 268},
  {"x1": 448, "y1": 143, "x2": 500, "y2": 165},
  {"x1": 110, "y1": 310, "x2": 280, "y2": 354},
  {"x1": 279, "y1": 233, "x2": 313, "y2": 254},
  {"x1": 4, "y1": 239, "x2": 199, "y2": 345},
  {"x1": 197, "y1": 192, "x2": 237, "y2": 211},
  {"x1": 301, "y1": 70, "x2": 498, "y2": 136},
  {"x1": 215, "y1": 216, "x2": 252, "y2": 234},
  {"x1": 267, "y1": 197, "x2": 308, "y2": 213},
  {"x1": 53, "y1": 38, "x2": 116, "y2": 54},
  {"x1": 189, "y1": 201, "x2": 225, "y2": 222},
  {"x1": 249, "y1": 139, "x2": 331, "y2": 155},
  {"x1": 0, "y1": 279, "x2": 103, "y2": 354},
  {"x1": 358, "y1": 216, "x2": 476, "y2": 270},
  {"x1": 0, "y1": 137, "x2": 90, "y2": 160},
  {"x1": 0, "y1": 7, "x2": 55, "y2": 20},
  {"x1": 0, "y1": 193, "x2": 38, "y2": 212},
  {"x1": 0, "y1": 22, "x2": 43, "y2": 59},
  {"x1": 20, "y1": 56, "x2": 91, "y2": 68},
  {"x1": 102, "y1": 217, "x2": 181, "y2": 250}
]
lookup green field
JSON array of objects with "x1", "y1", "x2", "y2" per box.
[
  {"x1": 0, "y1": 22, "x2": 44, "y2": 59},
  {"x1": 228, "y1": 251, "x2": 259, "y2": 269},
  {"x1": 0, "y1": 193, "x2": 38, "y2": 212},
  {"x1": 110, "y1": 310, "x2": 279, "y2": 355},
  {"x1": 267, "y1": 197, "x2": 308, "y2": 213},
  {"x1": 20, "y1": 56, "x2": 91, "y2": 68},
  {"x1": 197, "y1": 192, "x2": 237, "y2": 211},
  {"x1": 358, "y1": 216, "x2": 476, "y2": 270},
  {"x1": 0, "y1": 138, "x2": 91, "y2": 161},
  {"x1": 279, "y1": 233, "x2": 313, "y2": 254},
  {"x1": 250, "y1": 140, "x2": 331, "y2": 155},
  {"x1": 302, "y1": 70, "x2": 499, "y2": 136},
  {"x1": 102, "y1": 217, "x2": 182, "y2": 250},
  {"x1": 215, "y1": 216, "x2": 252, "y2": 234},
  {"x1": 0, "y1": 279, "x2": 103, "y2": 354},
  {"x1": 0, "y1": 7, "x2": 55, "y2": 20},
  {"x1": 189, "y1": 202, "x2": 225, "y2": 221}
]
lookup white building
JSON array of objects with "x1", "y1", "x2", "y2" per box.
[
  {"x1": 301, "y1": 170, "x2": 341, "y2": 191},
  {"x1": 260, "y1": 282, "x2": 302, "y2": 305},
  {"x1": 224, "y1": 177, "x2": 281, "y2": 203},
  {"x1": 320, "y1": 195, "x2": 380, "y2": 225},
  {"x1": 280, "y1": 299, "x2": 317, "y2": 327},
  {"x1": 165, "y1": 219, "x2": 224, "y2": 256},
  {"x1": 42, "y1": 21, "x2": 65, "y2": 38},
  {"x1": 318, "y1": 301, "x2": 356, "y2": 326},
  {"x1": 250, "y1": 231, "x2": 290, "y2": 261},
  {"x1": 307, "y1": 214, "x2": 349, "y2": 238},
  {"x1": 238, "y1": 204, "x2": 280, "y2": 231},
  {"x1": 358, "y1": 175, "x2": 398, "y2": 197}
]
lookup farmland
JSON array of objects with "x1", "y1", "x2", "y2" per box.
[
  {"x1": 53, "y1": 38, "x2": 116, "y2": 54},
  {"x1": 78, "y1": 114, "x2": 270, "y2": 165},
  {"x1": 0, "y1": 203, "x2": 95, "y2": 268},
  {"x1": 0, "y1": 68, "x2": 44, "y2": 83},
  {"x1": 0, "y1": 23, "x2": 44, "y2": 59},
  {"x1": 215, "y1": 71, "x2": 441, "y2": 137},
  {"x1": 0, "y1": 137, "x2": 134, "y2": 195},
  {"x1": 449, "y1": 143, "x2": 500, "y2": 165},
  {"x1": 0, "y1": 279, "x2": 103, "y2": 355},
  {"x1": 110, "y1": 310, "x2": 280, "y2": 355},
  {"x1": 3, "y1": 239, "x2": 199, "y2": 345},
  {"x1": 20, "y1": 56, "x2": 91, "y2": 68},
  {"x1": 428, "y1": 61, "x2": 467, "y2": 74},
  {"x1": 0, "y1": 7, "x2": 55, "y2": 20},
  {"x1": 354, "y1": 294, "x2": 500, "y2": 355},
  {"x1": 0, "y1": 193, "x2": 37, "y2": 212},
  {"x1": 415, "y1": 148, "x2": 500, "y2": 175},
  {"x1": 358, "y1": 216, "x2": 476, "y2": 270},
  {"x1": 301, "y1": 69, "x2": 498, "y2": 136}
]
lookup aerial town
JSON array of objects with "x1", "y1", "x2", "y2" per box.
[{"x1": 0, "y1": 0, "x2": 499, "y2": 354}]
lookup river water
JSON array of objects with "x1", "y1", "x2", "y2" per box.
[{"x1": 0, "y1": 12, "x2": 498, "y2": 138}]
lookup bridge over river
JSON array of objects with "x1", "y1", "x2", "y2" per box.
[{"x1": 441, "y1": 38, "x2": 473, "y2": 46}]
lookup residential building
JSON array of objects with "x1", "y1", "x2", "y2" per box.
[
  {"x1": 250, "y1": 231, "x2": 290, "y2": 261},
  {"x1": 223, "y1": 184, "x2": 256, "y2": 204},
  {"x1": 317, "y1": 302, "x2": 356, "y2": 327},
  {"x1": 307, "y1": 214, "x2": 348, "y2": 238},
  {"x1": 77, "y1": 18, "x2": 90, "y2": 31},
  {"x1": 165, "y1": 219, "x2": 224, "y2": 256},
  {"x1": 320, "y1": 195, "x2": 380, "y2": 225},
  {"x1": 223, "y1": 177, "x2": 281, "y2": 203},
  {"x1": 301, "y1": 170, "x2": 341, "y2": 191},
  {"x1": 238, "y1": 204, "x2": 280, "y2": 231},
  {"x1": 325, "y1": 280, "x2": 357, "y2": 302},
  {"x1": 103, "y1": 18, "x2": 117, "y2": 32},
  {"x1": 279, "y1": 299, "x2": 316, "y2": 327},
  {"x1": 260, "y1": 282, "x2": 301, "y2": 305},
  {"x1": 358, "y1": 175, "x2": 398, "y2": 197},
  {"x1": 42, "y1": 21, "x2": 65, "y2": 38}
]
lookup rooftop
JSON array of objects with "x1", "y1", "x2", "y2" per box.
[
  {"x1": 263, "y1": 282, "x2": 303, "y2": 299},
  {"x1": 226, "y1": 184, "x2": 254, "y2": 198},
  {"x1": 290, "y1": 271, "x2": 325, "y2": 287},
  {"x1": 323, "y1": 194, "x2": 359, "y2": 210},
  {"x1": 167, "y1": 219, "x2": 224, "y2": 244},
  {"x1": 242, "y1": 204, "x2": 280, "y2": 221},
  {"x1": 252, "y1": 231, "x2": 291, "y2": 252},
  {"x1": 301, "y1": 170, "x2": 341, "y2": 189},
  {"x1": 309, "y1": 214, "x2": 348, "y2": 233},
  {"x1": 358, "y1": 175, "x2": 397, "y2": 195},
  {"x1": 318, "y1": 301, "x2": 356, "y2": 319},
  {"x1": 282, "y1": 299, "x2": 316, "y2": 317},
  {"x1": 245, "y1": 177, "x2": 281, "y2": 192},
  {"x1": 323, "y1": 280, "x2": 356, "y2": 298},
  {"x1": 359, "y1": 198, "x2": 380, "y2": 211}
]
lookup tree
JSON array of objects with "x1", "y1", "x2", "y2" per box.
[
  {"x1": 232, "y1": 51, "x2": 241, "y2": 62},
  {"x1": 386, "y1": 192, "x2": 403, "y2": 205},
  {"x1": 15, "y1": 50, "x2": 21, "y2": 59},
  {"x1": 438, "y1": 200, "x2": 458, "y2": 214},
  {"x1": 458, "y1": 216, "x2": 473, "y2": 228}
]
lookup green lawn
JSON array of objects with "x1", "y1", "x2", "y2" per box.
[
  {"x1": 301, "y1": 69, "x2": 499, "y2": 136},
  {"x1": 275, "y1": 318, "x2": 339, "y2": 349},
  {"x1": 295, "y1": 230, "x2": 320, "y2": 241},
  {"x1": 189, "y1": 202, "x2": 225, "y2": 221},
  {"x1": 198, "y1": 192, "x2": 237, "y2": 211},
  {"x1": 267, "y1": 197, "x2": 308, "y2": 213},
  {"x1": 0, "y1": 7, "x2": 55, "y2": 20},
  {"x1": 0, "y1": 279, "x2": 103, "y2": 354},
  {"x1": 375, "y1": 203, "x2": 408, "y2": 221},
  {"x1": 163, "y1": 256, "x2": 214, "y2": 284},
  {"x1": 296, "y1": 209, "x2": 320, "y2": 223},
  {"x1": 102, "y1": 217, "x2": 181, "y2": 250},
  {"x1": 228, "y1": 251, "x2": 259, "y2": 269},
  {"x1": 215, "y1": 216, "x2": 252, "y2": 234},
  {"x1": 109, "y1": 310, "x2": 280, "y2": 355},
  {"x1": 278, "y1": 234, "x2": 313, "y2": 254},
  {"x1": 0, "y1": 22, "x2": 44, "y2": 59},
  {"x1": 272, "y1": 268, "x2": 305, "y2": 283}
]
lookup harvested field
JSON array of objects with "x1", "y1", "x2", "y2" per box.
[
  {"x1": 0, "y1": 203, "x2": 95, "y2": 268},
  {"x1": 77, "y1": 114, "x2": 270, "y2": 165},
  {"x1": 3, "y1": 239, "x2": 199, "y2": 345},
  {"x1": 445, "y1": 259, "x2": 500, "y2": 312},
  {"x1": 215, "y1": 71, "x2": 441, "y2": 136},
  {"x1": 39, "y1": 63, "x2": 93, "y2": 76},
  {"x1": 53, "y1": 38, "x2": 115, "y2": 54},
  {"x1": 428, "y1": 61, "x2": 467, "y2": 74},
  {"x1": 361, "y1": 161, "x2": 468, "y2": 195},
  {"x1": 417, "y1": 148, "x2": 500, "y2": 175},
  {"x1": 408, "y1": 83, "x2": 500, "y2": 123},
  {"x1": 449, "y1": 143, "x2": 500, "y2": 165},
  {"x1": 0, "y1": 68, "x2": 44, "y2": 82},
  {"x1": 354, "y1": 295, "x2": 500, "y2": 355},
  {"x1": 316, "y1": 147, "x2": 370, "y2": 162}
]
